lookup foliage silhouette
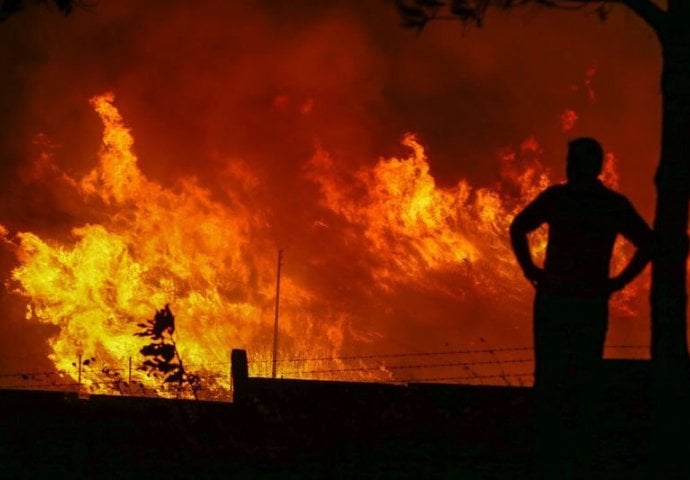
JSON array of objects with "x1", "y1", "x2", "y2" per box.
[
  {"x1": 135, "y1": 305, "x2": 201, "y2": 400},
  {"x1": 0, "y1": 0, "x2": 91, "y2": 22}
]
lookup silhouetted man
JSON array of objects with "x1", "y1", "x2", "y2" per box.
[{"x1": 509, "y1": 137, "x2": 652, "y2": 474}]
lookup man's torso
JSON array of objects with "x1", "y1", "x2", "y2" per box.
[{"x1": 540, "y1": 182, "x2": 629, "y2": 296}]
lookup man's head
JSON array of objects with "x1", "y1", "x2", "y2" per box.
[{"x1": 566, "y1": 137, "x2": 604, "y2": 182}]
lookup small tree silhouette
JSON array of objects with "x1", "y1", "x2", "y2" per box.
[{"x1": 135, "y1": 304, "x2": 201, "y2": 400}]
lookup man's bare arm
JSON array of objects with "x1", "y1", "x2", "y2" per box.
[
  {"x1": 609, "y1": 201, "x2": 653, "y2": 293},
  {"x1": 510, "y1": 191, "x2": 551, "y2": 286},
  {"x1": 510, "y1": 225, "x2": 541, "y2": 286}
]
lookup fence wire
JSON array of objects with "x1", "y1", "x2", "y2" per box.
[{"x1": 0, "y1": 343, "x2": 649, "y2": 397}]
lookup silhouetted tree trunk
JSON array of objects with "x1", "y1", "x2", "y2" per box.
[
  {"x1": 652, "y1": 5, "x2": 690, "y2": 377},
  {"x1": 649, "y1": 13, "x2": 690, "y2": 472}
]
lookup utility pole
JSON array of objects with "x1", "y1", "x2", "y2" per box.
[{"x1": 271, "y1": 249, "x2": 283, "y2": 379}]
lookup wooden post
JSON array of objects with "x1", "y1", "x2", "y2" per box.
[
  {"x1": 77, "y1": 354, "x2": 82, "y2": 388},
  {"x1": 272, "y1": 249, "x2": 283, "y2": 379},
  {"x1": 231, "y1": 349, "x2": 248, "y2": 403},
  {"x1": 128, "y1": 357, "x2": 132, "y2": 384}
]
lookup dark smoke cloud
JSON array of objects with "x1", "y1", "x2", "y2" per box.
[{"x1": 0, "y1": 0, "x2": 660, "y2": 374}]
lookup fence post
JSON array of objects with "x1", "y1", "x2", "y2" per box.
[
  {"x1": 231, "y1": 349, "x2": 248, "y2": 403},
  {"x1": 128, "y1": 357, "x2": 132, "y2": 384},
  {"x1": 77, "y1": 354, "x2": 82, "y2": 389}
]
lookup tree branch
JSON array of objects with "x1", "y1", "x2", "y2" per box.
[
  {"x1": 563, "y1": 0, "x2": 666, "y2": 31},
  {"x1": 544, "y1": 0, "x2": 665, "y2": 30},
  {"x1": 620, "y1": 0, "x2": 666, "y2": 31},
  {"x1": 396, "y1": 0, "x2": 666, "y2": 33}
]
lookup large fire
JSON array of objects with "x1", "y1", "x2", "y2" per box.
[{"x1": 1, "y1": 93, "x2": 645, "y2": 399}]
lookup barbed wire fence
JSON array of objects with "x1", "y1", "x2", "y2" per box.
[{"x1": 0, "y1": 344, "x2": 648, "y2": 400}]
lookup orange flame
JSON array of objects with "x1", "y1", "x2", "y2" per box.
[
  {"x1": 307, "y1": 133, "x2": 555, "y2": 295},
  {"x1": 5, "y1": 93, "x2": 644, "y2": 396},
  {"x1": 10, "y1": 93, "x2": 356, "y2": 397}
]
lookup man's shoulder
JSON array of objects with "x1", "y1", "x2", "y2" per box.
[
  {"x1": 547, "y1": 181, "x2": 634, "y2": 211},
  {"x1": 535, "y1": 184, "x2": 569, "y2": 205},
  {"x1": 525, "y1": 184, "x2": 568, "y2": 209},
  {"x1": 597, "y1": 183, "x2": 632, "y2": 208},
  {"x1": 540, "y1": 184, "x2": 566, "y2": 197}
]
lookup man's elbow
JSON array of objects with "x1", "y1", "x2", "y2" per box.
[{"x1": 509, "y1": 218, "x2": 525, "y2": 240}]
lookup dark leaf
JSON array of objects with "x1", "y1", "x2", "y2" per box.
[
  {"x1": 158, "y1": 344, "x2": 176, "y2": 362},
  {"x1": 152, "y1": 304, "x2": 175, "y2": 338},
  {"x1": 140, "y1": 344, "x2": 157, "y2": 356},
  {"x1": 165, "y1": 371, "x2": 183, "y2": 383},
  {"x1": 157, "y1": 362, "x2": 178, "y2": 373},
  {"x1": 0, "y1": 0, "x2": 25, "y2": 22},
  {"x1": 395, "y1": 0, "x2": 430, "y2": 29},
  {"x1": 450, "y1": 0, "x2": 476, "y2": 20},
  {"x1": 140, "y1": 343, "x2": 176, "y2": 361},
  {"x1": 55, "y1": 0, "x2": 74, "y2": 15}
]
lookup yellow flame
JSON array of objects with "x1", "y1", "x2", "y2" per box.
[
  {"x1": 11, "y1": 93, "x2": 356, "y2": 398},
  {"x1": 7, "y1": 94, "x2": 641, "y2": 396}
]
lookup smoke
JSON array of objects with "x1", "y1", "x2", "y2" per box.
[{"x1": 0, "y1": 0, "x2": 660, "y2": 379}]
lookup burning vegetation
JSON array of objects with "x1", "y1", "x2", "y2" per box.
[{"x1": 0, "y1": 91, "x2": 647, "y2": 399}]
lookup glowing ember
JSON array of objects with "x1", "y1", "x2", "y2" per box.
[{"x1": 560, "y1": 109, "x2": 579, "y2": 133}]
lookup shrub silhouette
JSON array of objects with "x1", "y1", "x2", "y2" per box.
[{"x1": 135, "y1": 305, "x2": 201, "y2": 399}]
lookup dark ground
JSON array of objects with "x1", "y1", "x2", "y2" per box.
[{"x1": 0, "y1": 360, "x2": 662, "y2": 479}]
